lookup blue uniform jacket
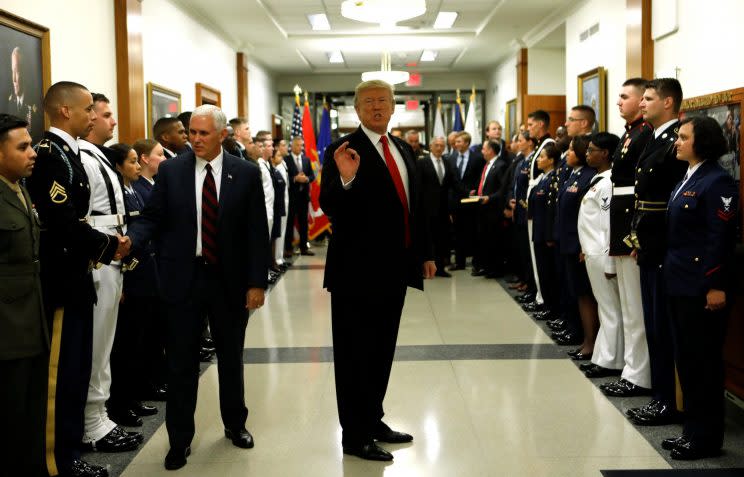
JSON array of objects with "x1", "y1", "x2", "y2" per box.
[
  {"x1": 133, "y1": 176, "x2": 155, "y2": 206},
  {"x1": 529, "y1": 169, "x2": 556, "y2": 243},
  {"x1": 663, "y1": 160, "x2": 738, "y2": 296},
  {"x1": 556, "y1": 167, "x2": 596, "y2": 254},
  {"x1": 513, "y1": 153, "x2": 531, "y2": 225},
  {"x1": 123, "y1": 186, "x2": 159, "y2": 297}
]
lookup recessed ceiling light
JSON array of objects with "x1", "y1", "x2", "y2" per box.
[
  {"x1": 420, "y1": 50, "x2": 437, "y2": 62},
  {"x1": 327, "y1": 51, "x2": 344, "y2": 63},
  {"x1": 307, "y1": 13, "x2": 331, "y2": 31},
  {"x1": 433, "y1": 11, "x2": 457, "y2": 29}
]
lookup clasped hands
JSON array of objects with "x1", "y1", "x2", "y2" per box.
[
  {"x1": 295, "y1": 172, "x2": 310, "y2": 184},
  {"x1": 114, "y1": 234, "x2": 131, "y2": 261}
]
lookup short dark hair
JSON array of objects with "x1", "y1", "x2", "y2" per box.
[
  {"x1": 484, "y1": 139, "x2": 501, "y2": 156},
  {"x1": 590, "y1": 132, "x2": 621, "y2": 160},
  {"x1": 177, "y1": 111, "x2": 192, "y2": 129},
  {"x1": 0, "y1": 113, "x2": 29, "y2": 144},
  {"x1": 679, "y1": 116, "x2": 728, "y2": 161},
  {"x1": 570, "y1": 134, "x2": 589, "y2": 165},
  {"x1": 571, "y1": 105, "x2": 596, "y2": 126},
  {"x1": 109, "y1": 143, "x2": 133, "y2": 167},
  {"x1": 256, "y1": 130, "x2": 272, "y2": 142},
  {"x1": 43, "y1": 81, "x2": 88, "y2": 115},
  {"x1": 153, "y1": 117, "x2": 181, "y2": 140},
  {"x1": 623, "y1": 77, "x2": 648, "y2": 89},
  {"x1": 645, "y1": 78, "x2": 683, "y2": 113},
  {"x1": 229, "y1": 117, "x2": 248, "y2": 129},
  {"x1": 541, "y1": 142, "x2": 561, "y2": 164},
  {"x1": 528, "y1": 109, "x2": 550, "y2": 127},
  {"x1": 91, "y1": 93, "x2": 110, "y2": 104}
]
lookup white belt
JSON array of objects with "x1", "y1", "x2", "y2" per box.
[
  {"x1": 613, "y1": 186, "x2": 634, "y2": 196},
  {"x1": 85, "y1": 214, "x2": 126, "y2": 227}
]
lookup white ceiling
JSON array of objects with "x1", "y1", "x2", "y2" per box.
[{"x1": 170, "y1": 0, "x2": 575, "y2": 74}]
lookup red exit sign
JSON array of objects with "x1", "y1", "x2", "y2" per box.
[
  {"x1": 405, "y1": 100, "x2": 420, "y2": 111},
  {"x1": 406, "y1": 73, "x2": 422, "y2": 87}
]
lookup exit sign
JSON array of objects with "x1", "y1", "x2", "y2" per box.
[
  {"x1": 405, "y1": 100, "x2": 420, "y2": 111},
  {"x1": 406, "y1": 73, "x2": 422, "y2": 87}
]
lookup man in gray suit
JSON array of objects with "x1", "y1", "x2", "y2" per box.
[{"x1": 0, "y1": 114, "x2": 47, "y2": 476}]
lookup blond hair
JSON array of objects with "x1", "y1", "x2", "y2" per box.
[{"x1": 354, "y1": 80, "x2": 394, "y2": 108}]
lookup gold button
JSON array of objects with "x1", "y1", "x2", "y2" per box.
[
  {"x1": 625, "y1": 209, "x2": 629, "y2": 213},
  {"x1": 637, "y1": 168, "x2": 641, "y2": 172},
  {"x1": 649, "y1": 168, "x2": 654, "y2": 172},
  {"x1": 634, "y1": 193, "x2": 638, "y2": 198},
  {"x1": 635, "y1": 180, "x2": 638, "y2": 185},
  {"x1": 684, "y1": 204, "x2": 689, "y2": 209},
  {"x1": 694, "y1": 257, "x2": 700, "y2": 262}
]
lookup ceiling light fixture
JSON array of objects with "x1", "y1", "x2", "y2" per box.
[
  {"x1": 361, "y1": 52, "x2": 410, "y2": 85},
  {"x1": 433, "y1": 11, "x2": 457, "y2": 29},
  {"x1": 307, "y1": 13, "x2": 331, "y2": 31},
  {"x1": 341, "y1": 0, "x2": 426, "y2": 28},
  {"x1": 420, "y1": 50, "x2": 438, "y2": 62},
  {"x1": 327, "y1": 51, "x2": 345, "y2": 63}
]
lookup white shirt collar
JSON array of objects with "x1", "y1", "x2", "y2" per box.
[
  {"x1": 654, "y1": 118, "x2": 678, "y2": 138},
  {"x1": 142, "y1": 175, "x2": 155, "y2": 185},
  {"x1": 686, "y1": 160, "x2": 705, "y2": 177},
  {"x1": 196, "y1": 148, "x2": 224, "y2": 176},
  {"x1": 78, "y1": 138, "x2": 104, "y2": 157},
  {"x1": 361, "y1": 123, "x2": 386, "y2": 146},
  {"x1": 49, "y1": 127, "x2": 79, "y2": 155}
]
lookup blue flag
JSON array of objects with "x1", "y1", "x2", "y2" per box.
[
  {"x1": 453, "y1": 100, "x2": 463, "y2": 132},
  {"x1": 317, "y1": 102, "x2": 331, "y2": 164}
]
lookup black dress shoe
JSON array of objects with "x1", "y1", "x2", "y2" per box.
[
  {"x1": 200, "y1": 348, "x2": 215, "y2": 362},
  {"x1": 626, "y1": 399, "x2": 660, "y2": 418},
  {"x1": 522, "y1": 302, "x2": 545, "y2": 313},
  {"x1": 164, "y1": 446, "x2": 191, "y2": 470},
  {"x1": 70, "y1": 459, "x2": 108, "y2": 477},
  {"x1": 516, "y1": 293, "x2": 536, "y2": 304},
  {"x1": 570, "y1": 351, "x2": 592, "y2": 361},
  {"x1": 201, "y1": 336, "x2": 216, "y2": 349},
  {"x1": 373, "y1": 423, "x2": 413, "y2": 443},
  {"x1": 109, "y1": 425, "x2": 144, "y2": 444},
  {"x1": 131, "y1": 401, "x2": 158, "y2": 417},
  {"x1": 630, "y1": 402, "x2": 682, "y2": 426},
  {"x1": 225, "y1": 428, "x2": 254, "y2": 448},
  {"x1": 662, "y1": 435, "x2": 689, "y2": 451},
  {"x1": 567, "y1": 348, "x2": 583, "y2": 357},
  {"x1": 532, "y1": 310, "x2": 555, "y2": 321},
  {"x1": 435, "y1": 270, "x2": 452, "y2": 278},
  {"x1": 82, "y1": 427, "x2": 140, "y2": 452},
  {"x1": 109, "y1": 408, "x2": 143, "y2": 427},
  {"x1": 300, "y1": 249, "x2": 315, "y2": 256},
  {"x1": 148, "y1": 384, "x2": 167, "y2": 401},
  {"x1": 584, "y1": 365, "x2": 621, "y2": 378},
  {"x1": 553, "y1": 331, "x2": 582, "y2": 346},
  {"x1": 670, "y1": 440, "x2": 721, "y2": 460},
  {"x1": 600, "y1": 379, "x2": 652, "y2": 397},
  {"x1": 547, "y1": 319, "x2": 566, "y2": 331},
  {"x1": 579, "y1": 362, "x2": 595, "y2": 372},
  {"x1": 343, "y1": 442, "x2": 393, "y2": 461}
]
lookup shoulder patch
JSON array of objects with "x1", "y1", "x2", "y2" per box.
[{"x1": 49, "y1": 181, "x2": 68, "y2": 204}]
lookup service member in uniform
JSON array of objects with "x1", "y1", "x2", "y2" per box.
[
  {"x1": 0, "y1": 114, "x2": 47, "y2": 477},
  {"x1": 26, "y1": 81, "x2": 130, "y2": 477},
  {"x1": 153, "y1": 117, "x2": 188, "y2": 159},
  {"x1": 404, "y1": 129, "x2": 428, "y2": 159},
  {"x1": 661, "y1": 116, "x2": 738, "y2": 460},
  {"x1": 617, "y1": 79, "x2": 687, "y2": 419},
  {"x1": 78, "y1": 94, "x2": 144, "y2": 450},
  {"x1": 507, "y1": 132, "x2": 537, "y2": 294}
]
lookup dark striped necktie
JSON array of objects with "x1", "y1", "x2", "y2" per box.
[{"x1": 202, "y1": 163, "x2": 219, "y2": 264}]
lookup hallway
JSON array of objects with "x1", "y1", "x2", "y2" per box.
[{"x1": 108, "y1": 246, "x2": 744, "y2": 476}]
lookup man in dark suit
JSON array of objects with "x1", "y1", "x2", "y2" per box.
[
  {"x1": 320, "y1": 80, "x2": 435, "y2": 462},
  {"x1": 417, "y1": 135, "x2": 453, "y2": 277},
  {"x1": 0, "y1": 114, "x2": 47, "y2": 476},
  {"x1": 472, "y1": 140, "x2": 508, "y2": 277},
  {"x1": 470, "y1": 120, "x2": 513, "y2": 167},
  {"x1": 7, "y1": 47, "x2": 42, "y2": 141},
  {"x1": 127, "y1": 105, "x2": 270, "y2": 470},
  {"x1": 447, "y1": 131, "x2": 486, "y2": 270},
  {"x1": 284, "y1": 136, "x2": 316, "y2": 256}
]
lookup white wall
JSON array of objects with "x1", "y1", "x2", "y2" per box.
[
  {"x1": 565, "y1": 0, "x2": 626, "y2": 134},
  {"x1": 142, "y1": 0, "x2": 238, "y2": 129},
  {"x1": 486, "y1": 54, "x2": 517, "y2": 126},
  {"x1": 528, "y1": 48, "x2": 566, "y2": 95},
  {"x1": 274, "y1": 71, "x2": 489, "y2": 94},
  {"x1": 654, "y1": 0, "x2": 744, "y2": 98},
  {"x1": 248, "y1": 60, "x2": 276, "y2": 132},
  {"x1": 2, "y1": 0, "x2": 118, "y2": 133}
]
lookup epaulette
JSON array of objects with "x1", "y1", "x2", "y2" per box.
[{"x1": 34, "y1": 139, "x2": 73, "y2": 185}]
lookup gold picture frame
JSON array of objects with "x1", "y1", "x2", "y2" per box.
[
  {"x1": 505, "y1": 98, "x2": 517, "y2": 141},
  {"x1": 146, "y1": 82, "x2": 181, "y2": 139},
  {"x1": 577, "y1": 67, "x2": 606, "y2": 132},
  {"x1": 196, "y1": 82, "x2": 221, "y2": 107}
]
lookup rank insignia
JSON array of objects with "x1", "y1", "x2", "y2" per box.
[
  {"x1": 722, "y1": 196, "x2": 733, "y2": 211},
  {"x1": 49, "y1": 181, "x2": 68, "y2": 203},
  {"x1": 601, "y1": 197, "x2": 610, "y2": 210},
  {"x1": 621, "y1": 137, "x2": 631, "y2": 155},
  {"x1": 682, "y1": 191, "x2": 696, "y2": 197},
  {"x1": 37, "y1": 140, "x2": 51, "y2": 151}
]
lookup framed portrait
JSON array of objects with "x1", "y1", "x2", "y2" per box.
[
  {"x1": 505, "y1": 98, "x2": 517, "y2": 141},
  {"x1": 577, "y1": 67, "x2": 606, "y2": 132},
  {"x1": 0, "y1": 9, "x2": 50, "y2": 142},
  {"x1": 146, "y1": 82, "x2": 181, "y2": 138},
  {"x1": 196, "y1": 82, "x2": 221, "y2": 107}
]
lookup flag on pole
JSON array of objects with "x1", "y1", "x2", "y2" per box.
[
  {"x1": 452, "y1": 89, "x2": 464, "y2": 132},
  {"x1": 291, "y1": 87, "x2": 303, "y2": 138},
  {"x1": 464, "y1": 86, "x2": 481, "y2": 145},
  {"x1": 432, "y1": 97, "x2": 445, "y2": 139},
  {"x1": 301, "y1": 93, "x2": 331, "y2": 240},
  {"x1": 317, "y1": 98, "x2": 332, "y2": 164}
]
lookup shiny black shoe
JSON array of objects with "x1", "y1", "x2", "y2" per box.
[
  {"x1": 110, "y1": 426, "x2": 144, "y2": 444},
  {"x1": 200, "y1": 347, "x2": 215, "y2": 362},
  {"x1": 131, "y1": 401, "x2": 158, "y2": 417},
  {"x1": 532, "y1": 310, "x2": 555, "y2": 321},
  {"x1": 225, "y1": 427, "x2": 254, "y2": 448},
  {"x1": 600, "y1": 379, "x2": 652, "y2": 397},
  {"x1": 373, "y1": 423, "x2": 413, "y2": 443},
  {"x1": 570, "y1": 351, "x2": 593, "y2": 361},
  {"x1": 148, "y1": 384, "x2": 167, "y2": 401},
  {"x1": 670, "y1": 440, "x2": 722, "y2": 460},
  {"x1": 662, "y1": 435, "x2": 689, "y2": 451},
  {"x1": 553, "y1": 331, "x2": 582, "y2": 346},
  {"x1": 516, "y1": 293, "x2": 536, "y2": 304},
  {"x1": 626, "y1": 399, "x2": 660, "y2": 418},
  {"x1": 201, "y1": 336, "x2": 215, "y2": 349},
  {"x1": 164, "y1": 446, "x2": 191, "y2": 470},
  {"x1": 82, "y1": 427, "x2": 141, "y2": 452},
  {"x1": 567, "y1": 348, "x2": 583, "y2": 357},
  {"x1": 70, "y1": 459, "x2": 109, "y2": 477},
  {"x1": 630, "y1": 402, "x2": 683, "y2": 426},
  {"x1": 584, "y1": 365, "x2": 622, "y2": 378},
  {"x1": 522, "y1": 302, "x2": 545, "y2": 313},
  {"x1": 109, "y1": 408, "x2": 143, "y2": 427},
  {"x1": 343, "y1": 442, "x2": 393, "y2": 461},
  {"x1": 547, "y1": 319, "x2": 566, "y2": 331},
  {"x1": 579, "y1": 362, "x2": 596, "y2": 372}
]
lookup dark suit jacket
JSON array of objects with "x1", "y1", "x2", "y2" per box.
[
  {"x1": 417, "y1": 154, "x2": 454, "y2": 218},
  {"x1": 127, "y1": 151, "x2": 270, "y2": 303},
  {"x1": 0, "y1": 180, "x2": 47, "y2": 359},
  {"x1": 320, "y1": 127, "x2": 433, "y2": 295},
  {"x1": 447, "y1": 150, "x2": 486, "y2": 206},
  {"x1": 133, "y1": 176, "x2": 155, "y2": 206},
  {"x1": 479, "y1": 158, "x2": 508, "y2": 209},
  {"x1": 284, "y1": 153, "x2": 316, "y2": 198}
]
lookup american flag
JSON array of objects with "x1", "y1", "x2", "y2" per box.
[{"x1": 291, "y1": 95, "x2": 303, "y2": 138}]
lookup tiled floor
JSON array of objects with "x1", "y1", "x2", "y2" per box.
[{"x1": 108, "y1": 246, "x2": 744, "y2": 476}]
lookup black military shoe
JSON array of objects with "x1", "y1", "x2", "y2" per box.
[
  {"x1": 164, "y1": 446, "x2": 191, "y2": 470},
  {"x1": 82, "y1": 427, "x2": 141, "y2": 453},
  {"x1": 626, "y1": 399, "x2": 659, "y2": 418},
  {"x1": 225, "y1": 427, "x2": 254, "y2": 448},
  {"x1": 670, "y1": 440, "x2": 722, "y2": 460},
  {"x1": 600, "y1": 379, "x2": 652, "y2": 397},
  {"x1": 70, "y1": 459, "x2": 108, "y2": 477},
  {"x1": 662, "y1": 435, "x2": 689, "y2": 451},
  {"x1": 109, "y1": 408, "x2": 143, "y2": 427},
  {"x1": 516, "y1": 293, "x2": 536, "y2": 304},
  {"x1": 373, "y1": 422, "x2": 413, "y2": 443},
  {"x1": 630, "y1": 402, "x2": 683, "y2": 426},
  {"x1": 131, "y1": 401, "x2": 158, "y2": 416},
  {"x1": 584, "y1": 365, "x2": 622, "y2": 378},
  {"x1": 343, "y1": 442, "x2": 393, "y2": 461}
]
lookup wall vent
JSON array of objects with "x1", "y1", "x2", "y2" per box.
[{"x1": 579, "y1": 22, "x2": 600, "y2": 42}]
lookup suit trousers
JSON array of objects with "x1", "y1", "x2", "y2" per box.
[
  {"x1": 0, "y1": 352, "x2": 47, "y2": 477},
  {"x1": 668, "y1": 295, "x2": 727, "y2": 448},
  {"x1": 533, "y1": 242, "x2": 558, "y2": 312},
  {"x1": 431, "y1": 212, "x2": 451, "y2": 271},
  {"x1": 640, "y1": 263, "x2": 676, "y2": 404},
  {"x1": 285, "y1": 194, "x2": 309, "y2": 251},
  {"x1": 585, "y1": 255, "x2": 624, "y2": 370},
  {"x1": 44, "y1": 299, "x2": 94, "y2": 476},
  {"x1": 527, "y1": 220, "x2": 544, "y2": 305},
  {"x1": 558, "y1": 251, "x2": 582, "y2": 337},
  {"x1": 614, "y1": 256, "x2": 651, "y2": 388},
  {"x1": 165, "y1": 262, "x2": 249, "y2": 449},
  {"x1": 453, "y1": 205, "x2": 477, "y2": 267},
  {"x1": 515, "y1": 223, "x2": 535, "y2": 289},
  {"x1": 331, "y1": 289, "x2": 405, "y2": 446},
  {"x1": 84, "y1": 263, "x2": 123, "y2": 442}
]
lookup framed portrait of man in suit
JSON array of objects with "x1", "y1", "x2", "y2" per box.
[
  {"x1": 0, "y1": 9, "x2": 50, "y2": 143},
  {"x1": 147, "y1": 82, "x2": 181, "y2": 138}
]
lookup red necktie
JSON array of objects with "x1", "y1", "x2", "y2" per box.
[
  {"x1": 201, "y1": 163, "x2": 219, "y2": 264},
  {"x1": 380, "y1": 135, "x2": 411, "y2": 247},
  {"x1": 477, "y1": 162, "x2": 489, "y2": 196}
]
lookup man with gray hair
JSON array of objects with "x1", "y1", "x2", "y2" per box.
[
  {"x1": 127, "y1": 104, "x2": 270, "y2": 470},
  {"x1": 321, "y1": 79, "x2": 435, "y2": 462},
  {"x1": 417, "y1": 135, "x2": 453, "y2": 276}
]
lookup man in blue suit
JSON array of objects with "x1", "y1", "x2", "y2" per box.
[
  {"x1": 127, "y1": 104, "x2": 270, "y2": 470},
  {"x1": 284, "y1": 136, "x2": 316, "y2": 256}
]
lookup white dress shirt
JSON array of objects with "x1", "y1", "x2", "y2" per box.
[
  {"x1": 257, "y1": 157, "x2": 275, "y2": 237},
  {"x1": 195, "y1": 150, "x2": 223, "y2": 257},
  {"x1": 359, "y1": 124, "x2": 410, "y2": 208},
  {"x1": 429, "y1": 154, "x2": 446, "y2": 184},
  {"x1": 654, "y1": 118, "x2": 678, "y2": 139}
]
